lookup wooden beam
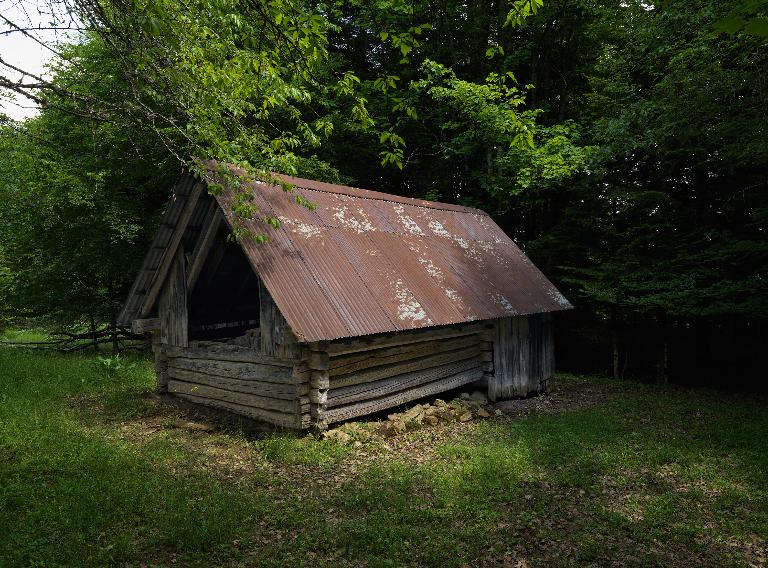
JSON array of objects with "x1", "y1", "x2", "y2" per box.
[
  {"x1": 186, "y1": 205, "x2": 224, "y2": 291},
  {"x1": 326, "y1": 324, "x2": 484, "y2": 356},
  {"x1": 131, "y1": 318, "x2": 160, "y2": 334},
  {"x1": 158, "y1": 249, "x2": 189, "y2": 347},
  {"x1": 139, "y1": 183, "x2": 204, "y2": 317}
]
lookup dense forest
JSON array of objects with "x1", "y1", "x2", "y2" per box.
[{"x1": 0, "y1": 0, "x2": 766, "y2": 387}]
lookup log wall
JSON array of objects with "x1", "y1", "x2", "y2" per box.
[
  {"x1": 307, "y1": 323, "x2": 489, "y2": 426},
  {"x1": 158, "y1": 340, "x2": 309, "y2": 428},
  {"x1": 153, "y1": 314, "x2": 554, "y2": 429}
]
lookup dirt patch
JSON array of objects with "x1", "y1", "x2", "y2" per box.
[
  {"x1": 492, "y1": 375, "x2": 616, "y2": 418},
  {"x1": 67, "y1": 375, "x2": 617, "y2": 482}
]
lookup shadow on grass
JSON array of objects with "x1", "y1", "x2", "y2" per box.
[{"x1": 1, "y1": 349, "x2": 766, "y2": 567}]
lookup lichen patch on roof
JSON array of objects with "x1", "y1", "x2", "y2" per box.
[{"x1": 208, "y1": 167, "x2": 572, "y2": 342}]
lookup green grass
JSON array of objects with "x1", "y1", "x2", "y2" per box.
[
  {"x1": 1, "y1": 348, "x2": 766, "y2": 567},
  {"x1": 0, "y1": 328, "x2": 52, "y2": 343}
]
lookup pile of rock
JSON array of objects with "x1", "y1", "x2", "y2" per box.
[
  {"x1": 376, "y1": 391, "x2": 498, "y2": 437},
  {"x1": 321, "y1": 390, "x2": 500, "y2": 442}
]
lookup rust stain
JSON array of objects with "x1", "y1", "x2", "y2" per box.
[{"x1": 210, "y1": 165, "x2": 572, "y2": 343}]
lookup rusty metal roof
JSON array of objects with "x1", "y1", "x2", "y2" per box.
[{"x1": 210, "y1": 169, "x2": 572, "y2": 343}]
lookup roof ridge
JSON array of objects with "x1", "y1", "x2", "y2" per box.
[
  {"x1": 203, "y1": 161, "x2": 487, "y2": 216},
  {"x1": 275, "y1": 174, "x2": 488, "y2": 216}
]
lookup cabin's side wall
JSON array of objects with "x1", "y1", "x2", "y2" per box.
[
  {"x1": 487, "y1": 313, "x2": 554, "y2": 401},
  {"x1": 304, "y1": 323, "x2": 488, "y2": 427},
  {"x1": 160, "y1": 341, "x2": 308, "y2": 428}
]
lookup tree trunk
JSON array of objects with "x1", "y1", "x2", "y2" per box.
[
  {"x1": 108, "y1": 282, "x2": 119, "y2": 352},
  {"x1": 89, "y1": 309, "x2": 99, "y2": 353},
  {"x1": 656, "y1": 309, "x2": 669, "y2": 384},
  {"x1": 610, "y1": 305, "x2": 620, "y2": 379}
]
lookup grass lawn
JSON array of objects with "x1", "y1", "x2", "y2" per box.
[{"x1": 0, "y1": 347, "x2": 766, "y2": 567}]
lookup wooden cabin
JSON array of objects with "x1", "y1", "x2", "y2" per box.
[{"x1": 119, "y1": 168, "x2": 572, "y2": 429}]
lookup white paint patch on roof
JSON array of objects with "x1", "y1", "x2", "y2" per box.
[
  {"x1": 493, "y1": 293, "x2": 517, "y2": 314},
  {"x1": 333, "y1": 205, "x2": 375, "y2": 234},
  {"x1": 549, "y1": 288, "x2": 572, "y2": 309},
  {"x1": 418, "y1": 257, "x2": 445, "y2": 281},
  {"x1": 428, "y1": 219, "x2": 451, "y2": 238},
  {"x1": 443, "y1": 288, "x2": 472, "y2": 316},
  {"x1": 277, "y1": 216, "x2": 323, "y2": 238},
  {"x1": 394, "y1": 280, "x2": 432, "y2": 324},
  {"x1": 393, "y1": 204, "x2": 425, "y2": 236}
]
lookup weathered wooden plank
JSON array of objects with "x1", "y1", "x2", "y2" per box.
[
  {"x1": 168, "y1": 357, "x2": 295, "y2": 383},
  {"x1": 159, "y1": 249, "x2": 188, "y2": 347},
  {"x1": 329, "y1": 335, "x2": 479, "y2": 376},
  {"x1": 152, "y1": 333, "x2": 169, "y2": 393},
  {"x1": 186, "y1": 207, "x2": 224, "y2": 291},
  {"x1": 173, "y1": 393, "x2": 309, "y2": 428},
  {"x1": 119, "y1": 175, "x2": 196, "y2": 325},
  {"x1": 326, "y1": 323, "x2": 485, "y2": 356},
  {"x1": 324, "y1": 367, "x2": 484, "y2": 424},
  {"x1": 308, "y1": 351, "x2": 330, "y2": 371},
  {"x1": 327, "y1": 359, "x2": 482, "y2": 408},
  {"x1": 141, "y1": 183, "x2": 204, "y2": 316},
  {"x1": 306, "y1": 342, "x2": 330, "y2": 429},
  {"x1": 168, "y1": 380, "x2": 307, "y2": 413},
  {"x1": 164, "y1": 343, "x2": 297, "y2": 366},
  {"x1": 310, "y1": 370, "x2": 329, "y2": 389},
  {"x1": 132, "y1": 318, "x2": 161, "y2": 334},
  {"x1": 309, "y1": 389, "x2": 328, "y2": 405},
  {"x1": 166, "y1": 367, "x2": 307, "y2": 399},
  {"x1": 488, "y1": 314, "x2": 554, "y2": 400},
  {"x1": 329, "y1": 345, "x2": 482, "y2": 388}
]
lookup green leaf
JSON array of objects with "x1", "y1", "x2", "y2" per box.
[
  {"x1": 713, "y1": 15, "x2": 745, "y2": 35},
  {"x1": 744, "y1": 17, "x2": 768, "y2": 37}
]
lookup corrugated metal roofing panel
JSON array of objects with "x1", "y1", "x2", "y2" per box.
[{"x1": 206, "y1": 168, "x2": 571, "y2": 342}]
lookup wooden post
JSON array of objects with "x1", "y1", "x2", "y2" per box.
[
  {"x1": 152, "y1": 331, "x2": 169, "y2": 393},
  {"x1": 307, "y1": 341, "x2": 330, "y2": 431},
  {"x1": 89, "y1": 309, "x2": 99, "y2": 353},
  {"x1": 158, "y1": 249, "x2": 188, "y2": 348}
]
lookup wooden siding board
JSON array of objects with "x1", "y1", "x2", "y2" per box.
[
  {"x1": 325, "y1": 367, "x2": 484, "y2": 424},
  {"x1": 488, "y1": 314, "x2": 554, "y2": 400},
  {"x1": 159, "y1": 250, "x2": 188, "y2": 347}
]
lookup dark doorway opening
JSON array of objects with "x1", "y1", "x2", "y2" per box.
[{"x1": 187, "y1": 227, "x2": 260, "y2": 341}]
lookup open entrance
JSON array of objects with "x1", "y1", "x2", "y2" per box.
[{"x1": 187, "y1": 225, "x2": 260, "y2": 341}]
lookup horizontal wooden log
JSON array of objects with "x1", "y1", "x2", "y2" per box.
[
  {"x1": 164, "y1": 342, "x2": 297, "y2": 366},
  {"x1": 325, "y1": 367, "x2": 484, "y2": 424},
  {"x1": 166, "y1": 367, "x2": 307, "y2": 399},
  {"x1": 329, "y1": 335, "x2": 479, "y2": 376},
  {"x1": 329, "y1": 345, "x2": 482, "y2": 389},
  {"x1": 168, "y1": 380, "x2": 308, "y2": 413},
  {"x1": 173, "y1": 393, "x2": 309, "y2": 429},
  {"x1": 168, "y1": 357, "x2": 295, "y2": 383},
  {"x1": 307, "y1": 351, "x2": 329, "y2": 371},
  {"x1": 326, "y1": 323, "x2": 485, "y2": 356},
  {"x1": 132, "y1": 318, "x2": 161, "y2": 334},
  {"x1": 327, "y1": 359, "x2": 482, "y2": 408}
]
